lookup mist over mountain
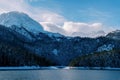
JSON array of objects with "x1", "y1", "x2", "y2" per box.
[
  {"x1": 41, "y1": 22, "x2": 106, "y2": 38},
  {"x1": 0, "y1": 11, "x2": 119, "y2": 67}
]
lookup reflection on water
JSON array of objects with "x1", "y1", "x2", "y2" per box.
[{"x1": 0, "y1": 70, "x2": 120, "y2": 80}]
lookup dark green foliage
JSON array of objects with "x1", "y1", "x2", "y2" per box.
[
  {"x1": 0, "y1": 42, "x2": 55, "y2": 67},
  {"x1": 1, "y1": 25, "x2": 120, "y2": 67},
  {"x1": 69, "y1": 49, "x2": 120, "y2": 67}
]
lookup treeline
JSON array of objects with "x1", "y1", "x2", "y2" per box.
[
  {"x1": 69, "y1": 49, "x2": 120, "y2": 68},
  {"x1": 0, "y1": 42, "x2": 55, "y2": 67}
]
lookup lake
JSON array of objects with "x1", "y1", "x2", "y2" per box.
[{"x1": 0, "y1": 70, "x2": 120, "y2": 80}]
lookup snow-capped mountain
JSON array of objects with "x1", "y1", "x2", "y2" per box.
[
  {"x1": 0, "y1": 11, "x2": 120, "y2": 67},
  {"x1": 106, "y1": 30, "x2": 120, "y2": 40},
  {"x1": 0, "y1": 11, "x2": 44, "y2": 38},
  {"x1": 0, "y1": 11, "x2": 63, "y2": 39},
  {"x1": 0, "y1": 11, "x2": 106, "y2": 38}
]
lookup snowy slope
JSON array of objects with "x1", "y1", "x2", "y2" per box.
[
  {"x1": 106, "y1": 30, "x2": 120, "y2": 40},
  {"x1": 0, "y1": 11, "x2": 63, "y2": 39},
  {"x1": 0, "y1": 11, "x2": 44, "y2": 34}
]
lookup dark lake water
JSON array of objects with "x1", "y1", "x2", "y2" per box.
[{"x1": 0, "y1": 70, "x2": 120, "y2": 80}]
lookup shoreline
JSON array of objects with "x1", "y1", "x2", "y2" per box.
[{"x1": 0, "y1": 66, "x2": 119, "y2": 71}]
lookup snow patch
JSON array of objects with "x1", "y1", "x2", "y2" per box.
[
  {"x1": 97, "y1": 44, "x2": 114, "y2": 52},
  {"x1": 52, "y1": 49, "x2": 58, "y2": 55}
]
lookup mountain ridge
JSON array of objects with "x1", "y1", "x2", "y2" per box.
[{"x1": 0, "y1": 11, "x2": 120, "y2": 67}]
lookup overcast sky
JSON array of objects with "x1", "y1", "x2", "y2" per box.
[{"x1": 0, "y1": 0, "x2": 119, "y2": 36}]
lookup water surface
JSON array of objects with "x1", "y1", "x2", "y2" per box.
[{"x1": 0, "y1": 70, "x2": 119, "y2": 80}]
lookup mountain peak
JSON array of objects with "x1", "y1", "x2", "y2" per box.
[
  {"x1": 0, "y1": 11, "x2": 44, "y2": 34},
  {"x1": 2, "y1": 11, "x2": 28, "y2": 17},
  {"x1": 106, "y1": 29, "x2": 120, "y2": 40}
]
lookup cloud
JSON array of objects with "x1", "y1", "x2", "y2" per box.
[
  {"x1": 0, "y1": 0, "x2": 115, "y2": 37},
  {"x1": 0, "y1": 0, "x2": 66, "y2": 25},
  {"x1": 37, "y1": 11, "x2": 67, "y2": 25},
  {"x1": 40, "y1": 22, "x2": 66, "y2": 34},
  {"x1": 0, "y1": 0, "x2": 28, "y2": 13},
  {"x1": 41, "y1": 21, "x2": 115, "y2": 37},
  {"x1": 63, "y1": 22, "x2": 103, "y2": 35}
]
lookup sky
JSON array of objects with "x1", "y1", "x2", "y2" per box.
[
  {"x1": 0, "y1": 0, "x2": 120, "y2": 37},
  {"x1": 26, "y1": 0, "x2": 120, "y2": 26}
]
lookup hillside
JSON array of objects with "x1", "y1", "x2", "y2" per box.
[
  {"x1": 0, "y1": 11, "x2": 119, "y2": 67},
  {"x1": 69, "y1": 49, "x2": 120, "y2": 68}
]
